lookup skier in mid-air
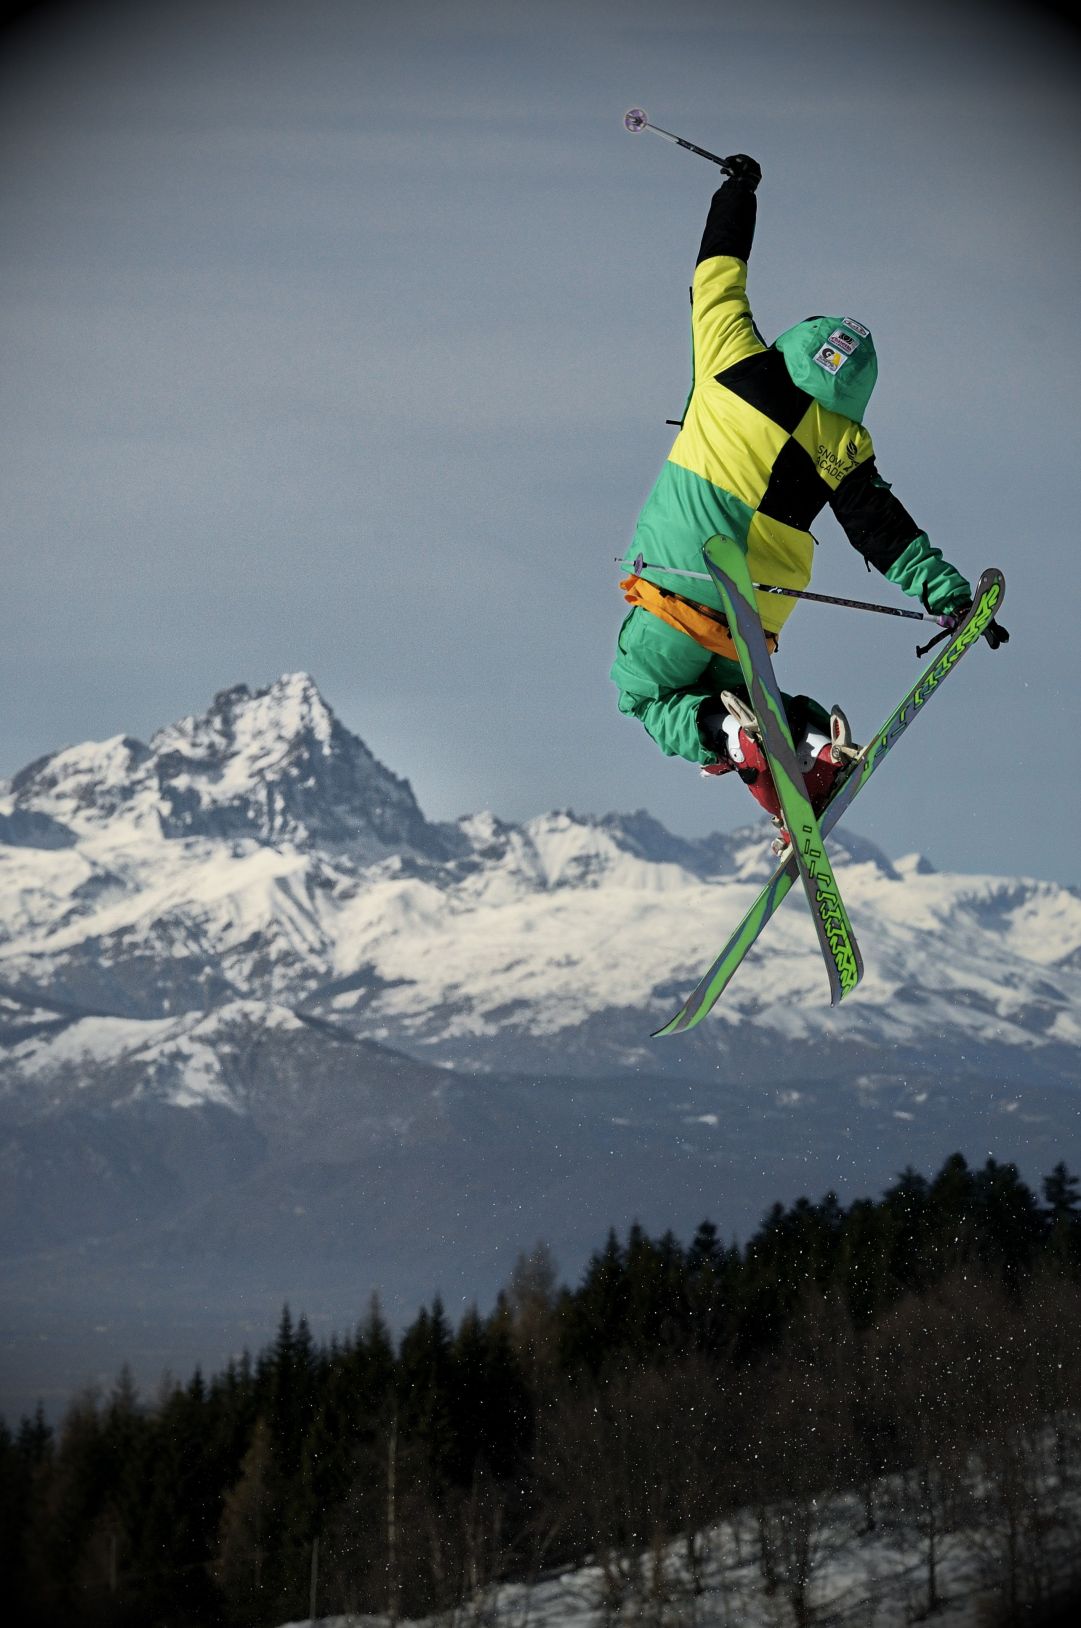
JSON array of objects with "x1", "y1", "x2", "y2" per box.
[{"x1": 611, "y1": 152, "x2": 1008, "y2": 835}]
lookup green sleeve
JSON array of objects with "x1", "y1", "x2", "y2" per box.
[{"x1": 884, "y1": 531, "x2": 972, "y2": 616}]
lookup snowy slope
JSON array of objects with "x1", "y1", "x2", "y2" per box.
[{"x1": 2, "y1": 672, "x2": 1080, "y2": 1095}]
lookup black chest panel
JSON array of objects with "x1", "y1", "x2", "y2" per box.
[
  {"x1": 757, "y1": 439, "x2": 833, "y2": 531},
  {"x1": 716, "y1": 349, "x2": 833, "y2": 533}
]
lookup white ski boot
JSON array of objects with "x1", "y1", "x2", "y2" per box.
[{"x1": 699, "y1": 690, "x2": 761, "y2": 778}]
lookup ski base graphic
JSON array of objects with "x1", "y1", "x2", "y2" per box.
[{"x1": 701, "y1": 536, "x2": 863, "y2": 1007}]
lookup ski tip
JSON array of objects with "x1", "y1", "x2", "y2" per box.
[{"x1": 975, "y1": 566, "x2": 1006, "y2": 604}]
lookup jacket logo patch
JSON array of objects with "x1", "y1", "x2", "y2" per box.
[{"x1": 813, "y1": 344, "x2": 847, "y2": 375}]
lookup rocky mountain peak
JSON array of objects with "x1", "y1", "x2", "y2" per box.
[
  {"x1": 10, "y1": 735, "x2": 151, "y2": 826},
  {"x1": 152, "y1": 673, "x2": 336, "y2": 770},
  {"x1": 10, "y1": 674, "x2": 452, "y2": 861}
]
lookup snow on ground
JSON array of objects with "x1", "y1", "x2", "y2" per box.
[{"x1": 275, "y1": 1465, "x2": 1081, "y2": 1628}]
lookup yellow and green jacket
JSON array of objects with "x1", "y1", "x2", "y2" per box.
[{"x1": 612, "y1": 175, "x2": 971, "y2": 762}]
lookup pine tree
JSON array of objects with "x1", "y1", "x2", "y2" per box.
[
  {"x1": 398, "y1": 1298, "x2": 455, "y2": 1480},
  {"x1": 925, "y1": 1152, "x2": 978, "y2": 1277},
  {"x1": 504, "y1": 1241, "x2": 560, "y2": 1376},
  {"x1": 559, "y1": 1227, "x2": 628, "y2": 1373},
  {"x1": 1, "y1": 1410, "x2": 52, "y2": 1615},
  {"x1": 1043, "y1": 1160, "x2": 1081, "y2": 1216},
  {"x1": 972, "y1": 1157, "x2": 1042, "y2": 1282},
  {"x1": 686, "y1": 1219, "x2": 736, "y2": 1355},
  {"x1": 881, "y1": 1165, "x2": 933, "y2": 1293},
  {"x1": 215, "y1": 1416, "x2": 277, "y2": 1622},
  {"x1": 837, "y1": 1196, "x2": 895, "y2": 1327},
  {"x1": 1041, "y1": 1161, "x2": 1081, "y2": 1274}
]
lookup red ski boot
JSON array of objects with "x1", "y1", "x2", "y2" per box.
[
  {"x1": 703, "y1": 694, "x2": 861, "y2": 854},
  {"x1": 699, "y1": 692, "x2": 786, "y2": 825}
]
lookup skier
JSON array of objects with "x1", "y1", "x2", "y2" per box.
[{"x1": 611, "y1": 153, "x2": 1008, "y2": 835}]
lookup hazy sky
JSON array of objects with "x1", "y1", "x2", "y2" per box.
[{"x1": 2, "y1": 0, "x2": 1079, "y2": 883}]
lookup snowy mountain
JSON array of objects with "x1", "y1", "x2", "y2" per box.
[
  {"x1": 2, "y1": 667, "x2": 1081, "y2": 1087},
  {"x1": 3, "y1": 674, "x2": 1080, "y2": 1417},
  {"x1": 4, "y1": 672, "x2": 449, "y2": 858},
  {"x1": 2, "y1": 671, "x2": 1080, "y2": 1089}
]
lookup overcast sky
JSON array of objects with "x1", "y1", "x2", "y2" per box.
[{"x1": 2, "y1": 0, "x2": 1079, "y2": 883}]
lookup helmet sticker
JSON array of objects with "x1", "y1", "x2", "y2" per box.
[
  {"x1": 812, "y1": 343, "x2": 848, "y2": 375},
  {"x1": 841, "y1": 317, "x2": 870, "y2": 338},
  {"x1": 828, "y1": 327, "x2": 859, "y2": 355}
]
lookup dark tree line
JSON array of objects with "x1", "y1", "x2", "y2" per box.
[{"x1": 5, "y1": 1151, "x2": 1081, "y2": 1626}]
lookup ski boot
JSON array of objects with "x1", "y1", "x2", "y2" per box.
[
  {"x1": 701, "y1": 693, "x2": 861, "y2": 855},
  {"x1": 699, "y1": 693, "x2": 782, "y2": 822},
  {"x1": 769, "y1": 705, "x2": 862, "y2": 854},
  {"x1": 698, "y1": 692, "x2": 758, "y2": 769}
]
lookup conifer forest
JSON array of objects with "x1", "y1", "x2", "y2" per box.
[{"x1": 6, "y1": 1152, "x2": 1081, "y2": 1627}]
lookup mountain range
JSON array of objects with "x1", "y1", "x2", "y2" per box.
[{"x1": 2, "y1": 673, "x2": 1079, "y2": 1418}]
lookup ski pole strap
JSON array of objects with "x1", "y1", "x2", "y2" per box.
[
  {"x1": 914, "y1": 625, "x2": 954, "y2": 659},
  {"x1": 620, "y1": 574, "x2": 778, "y2": 661}
]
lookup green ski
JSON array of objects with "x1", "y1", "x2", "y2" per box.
[
  {"x1": 654, "y1": 567, "x2": 1006, "y2": 1036},
  {"x1": 700, "y1": 535, "x2": 863, "y2": 1005}
]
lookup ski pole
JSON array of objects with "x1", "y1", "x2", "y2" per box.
[
  {"x1": 619, "y1": 555, "x2": 927, "y2": 621},
  {"x1": 623, "y1": 108, "x2": 732, "y2": 173},
  {"x1": 754, "y1": 584, "x2": 925, "y2": 621}
]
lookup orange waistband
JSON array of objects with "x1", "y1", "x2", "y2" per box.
[{"x1": 620, "y1": 574, "x2": 778, "y2": 661}]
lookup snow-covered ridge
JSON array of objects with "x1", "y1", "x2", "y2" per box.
[
  {"x1": 2, "y1": 675, "x2": 1080, "y2": 1099},
  {"x1": 6, "y1": 671, "x2": 447, "y2": 859}
]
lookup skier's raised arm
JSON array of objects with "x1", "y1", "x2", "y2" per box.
[{"x1": 691, "y1": 156, "x2": 765, "y2": 380}]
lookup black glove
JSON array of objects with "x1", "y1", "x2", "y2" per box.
[{"x1": 722, "y1": 153, "x2": 761, "y2": 192}]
